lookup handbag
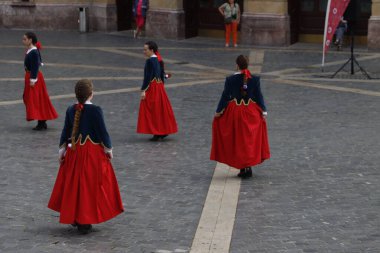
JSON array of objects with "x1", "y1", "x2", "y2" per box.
[{"x1": 224, "y1": 17, "x2": 233, "y2": 24}]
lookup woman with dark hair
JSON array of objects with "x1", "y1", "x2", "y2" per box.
[
  {"x1": 219, "y1": 0, "x2": 241, "y2": 47},
  {"x1": 137, "y1": 41, "x2": 177, "y2": 141},
  {"x1": 133, "y1": 0, "x2": 149, "y2": 38},
  {"x1": 210, "y1": 55, "x2": 270, "y2": 178},
  {"x1": 48, "y1": 79, "x2": 124, "y2": 234},
  {"x1": 22, "y1": 32, "x2": 58, "y2": 130}
]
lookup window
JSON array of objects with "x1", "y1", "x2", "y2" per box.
[
  {"x1": 319, "y1": 0, "x2": 327, "y2": 12},
  {"x1": 361, "y1": 0, "x2": 371, "y2": 14},
  {"x1": 301, "y1": 0, "x2": 315, "y2": 12}
]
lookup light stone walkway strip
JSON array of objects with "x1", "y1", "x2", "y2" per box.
[
  {"x1": 96, "y1": 48, "x2": 231, "y2": 75},
  {"x1": 249, "y1": 50, "x2": 265, "y2": 74},
  {"x1": 190, "y1": 49, "x2": 266, "y2": 253},
  {"x1": 273, "y1": 78, "x2": 380, "y2": 97},
  {"x1": 0, "y1": 79, "x2": 222, "y2": 106},
  {"x1": 190, "y1": 163, "x2": 240, "y2": 253},
  {"x1": 0, "y1": 77, "x2": 144, "y2": 82}
]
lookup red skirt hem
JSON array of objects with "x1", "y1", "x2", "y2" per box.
[
  {"x1": 24, "y1": 72, "x2": 58, "y2": 121},
  {"x1": 210, "y1": 101, "x2": 270, "y2": 169},
  {"x1": 137, "y1": 80, "x2": 178, "y2": 135},
  {"x1": 48, "y1": 142, "x2": 124, "y2": 224}
]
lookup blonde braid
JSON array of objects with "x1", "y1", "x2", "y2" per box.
[
  {"x1": 71, "y1": 79, "x2": 93, "y2": 150},
  {"x1": 71, "y1": 109, "x2": 82, "y2": 150}
]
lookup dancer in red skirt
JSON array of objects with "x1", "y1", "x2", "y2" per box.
[
  {"x1": 137, "y1": 41, "x2": 178, "y2": 141},
  {"x1": 48, "y1": 79, "x2": 124, "y2": 234},
  {"x1": 210, "y1": 55, "x2": 270, "y2": 178},
  {"x1": 22, "y1": 32, "x2": 58, "y2": 130},
  {"x1": 133, "y1": 0, "x2": 148, "y2": 38}
]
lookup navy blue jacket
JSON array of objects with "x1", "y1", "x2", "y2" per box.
[
  {"x1": 133, "y1": 0, "x2": 148, "y2": 17},
  {"x1": 141, "y1": 56, "x2": 163, "y2": 91},
  {"x1": 216, "y1": 74, "x2": 267, "y2": 113},
  {"x1": 24, "y1": 49, "x2": 41, "y2": 79},
  {"x1": 59, "y1": 104, "x2": 112, "y2": 149}
]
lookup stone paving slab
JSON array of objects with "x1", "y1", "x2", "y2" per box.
[
  {"x1": 231, "y1": 79, "x2": 380, "y2": 253},
  {"x1": 1, "y1": 29, "x2": 380, "y2": 253}
]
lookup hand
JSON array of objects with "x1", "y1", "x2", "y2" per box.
[
  {"x1": 215, "y1": 112, "x2": 223, "y2": 118},
  {"x1": 59, "y1": 156, "x2": 65, "y2": 165},
  {"x1": 58, "y1": 148, "x2": 66, "y2": 164},
  {"x1": 141, "y1": 91, "x2": 146, "y2": 100},
  {"x1": 262, "y1": 111, "x2": 268, "y2": 118},
  {"x1": 106, "y1": 151, "x2": 113, "y2": 160},
  {"x1": 30, "y1": 81, "x2": 36, "y2": 87},
  {"x1": 104, "y1": 147, "x2": 113, "y2": 160}
]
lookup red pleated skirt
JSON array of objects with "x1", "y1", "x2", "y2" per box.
[
  {"x1": 136, "y1": 15, "x2": 145, "y2": 29},
  {"x1": 23, "y1": 72, "x2": 58, "y2": 121},
  {"x1": 48, "y1": 141, "x2": 124, "y2": 224},
  {"x1": 210, "y1": 100, "x2": 270, "y2": 169},
  {"x1": 137, "y1": 80, "x2": 178, "y2": 135}
]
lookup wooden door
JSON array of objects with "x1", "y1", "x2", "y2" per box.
[
  {"x1": 116, "y1": 0, "x2": 133, "y2": 31},
  {"x1": 184, "y1": 0, "x2": 200, "y2": 38},
  {"x1": 288, "y1": 0, "x2": 299, "y2": 44}
]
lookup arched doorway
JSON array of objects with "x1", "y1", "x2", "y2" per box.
[{"x1": 116, "y1": 0, "x2": 133, "y2": 31}]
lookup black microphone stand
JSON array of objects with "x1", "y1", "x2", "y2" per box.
[{"x1": 331, "y1": 24, "x2": 372, "y2": 79}]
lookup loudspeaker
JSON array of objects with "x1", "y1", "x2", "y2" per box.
[{"x1": 344, "y1": 0, "x2": 360, "y2": 27}]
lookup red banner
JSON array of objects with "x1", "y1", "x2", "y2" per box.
[{"x1": 322, "y1": 0, "x2": 351, "y2": 66}]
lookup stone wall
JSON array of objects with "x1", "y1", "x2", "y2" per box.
[
  {"x1": 241, "y1": 0, "x2": 290, "y2": 46},
  {"x1": 145, "y1": 0, "x2": 185, "y2": 39},
  {"x1": 368, "y1": 0, "x2": 380, "y2": 49},
  {"x1": 0, "y1": 0, "x2": 117, "y2": 31}
]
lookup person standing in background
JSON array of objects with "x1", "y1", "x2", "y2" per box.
[
  {"x1": 334, "y1": 17, "x2": 348, "y2": 51},
  {"x1": 22, "y1": 32, "x2": 58, "y2": 130},
  {"x1": 133, "y1": 0, "x2": 149, "y2": 38},
  {"x1": 219, "y1": 0, "x2": 241, "y2": 48}
]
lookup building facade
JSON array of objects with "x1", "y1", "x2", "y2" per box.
[{"x1": 1, "y1": 0, "x2": 379, "y2": 49}]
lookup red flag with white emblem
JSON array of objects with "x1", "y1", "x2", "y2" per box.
[{"x1": 322, "y1": 0, "x2": 351, "y2": 68}]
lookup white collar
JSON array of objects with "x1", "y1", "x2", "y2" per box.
[
  {"x1": 151, "y1": 54, "x2": 157, "y2": 58},
  {"x1": 26, "y1": 46, "x2": 37, "y2": 54},
  {"x1": 234, "y1": 72, "x2": 241, "y2": 75},
  {"x1": 76, "y1": 100, "x2": 93, "y2": 105}
]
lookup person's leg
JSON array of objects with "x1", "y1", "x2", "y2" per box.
[
  {"x1": 135, "y1": 15, "x2": 143, "y2": 38},
  {"x1": 225, "y1": 24, "x2": 231, "y2": 47},
  {"x1": 232, "y1": 21, "x2": 238, "y2": 47}
]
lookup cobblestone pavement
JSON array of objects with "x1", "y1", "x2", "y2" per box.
[{"x1": 0, "y1": 29, "x2": 379, "y2": 253}]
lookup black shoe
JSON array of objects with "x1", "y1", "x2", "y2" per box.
[
  {"x1": 149, "y1": 135, "x2": 160, "y2": 141},
  {"x1": 33, "y1": 122, "x2": 44, "y2": 131},
  {"x1": 242, "y1": 167, "x2": 252, "y2": 178},
  {"x1": 77, "y1": 224, "x2": 92, "y2": 234},
  {"x1": 237, "y1": 168, "x2": 246, "y2": 178},
  {"x1": 33, "y1": 121, "x2": 47, "y2": 131},
  {"x1": 159, "y1": 135, "x2": 168, "y2": 140}
]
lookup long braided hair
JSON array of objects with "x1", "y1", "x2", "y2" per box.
[
  {"x1": 236, "y1": 55, "x2": 251, "y2": 97},
  {"x1": 71, "y1": 79, "x2": 93, "y2": 150}
]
